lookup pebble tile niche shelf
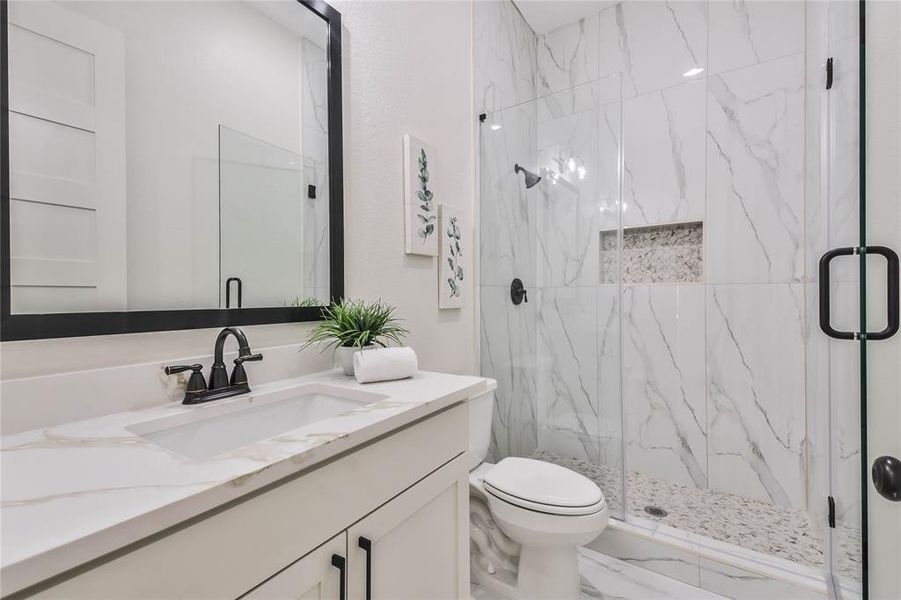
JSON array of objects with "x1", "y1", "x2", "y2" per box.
[{"x1": 599, "y1": 221, "x2": 703, "y2": 284}]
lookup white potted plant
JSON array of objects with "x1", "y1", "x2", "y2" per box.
[{"x1": 303, "y1": 299, "x2": 409, "y2": 376}]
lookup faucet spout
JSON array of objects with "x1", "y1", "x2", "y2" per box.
[{"x1": 210, "y1": 327, "x2": 252, "y2": 389}]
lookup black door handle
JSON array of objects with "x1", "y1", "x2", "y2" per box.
[
  {"x1": 819, "y1": 247, "x2": 857, "y2": 340},
  {"x1": 819, "y1": 246, "x2": 899, "y2": 340},
  {"x1": 358, "y1": 537, "x2": 372, "y2": 600},
  {"x1": 331, "y1": 554, "x2": 346, "y2": 600},
  {"x1": 865, "y1": 246, "x2": 899, "y2": 341},
  {"x1": 872, "y1": 456, "x2": 901, "y2": 502}
]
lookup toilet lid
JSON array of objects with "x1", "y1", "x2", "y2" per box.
[{"x1": 482, "y1": 457, "x2": 605, "y2": 515}]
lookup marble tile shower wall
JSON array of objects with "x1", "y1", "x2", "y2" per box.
[{"x1": 477, "y1": 0, "x2": 852, "y2": 525}]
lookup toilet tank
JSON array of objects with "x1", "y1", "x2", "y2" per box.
[{"x1": 468, "y1": 378, "x2": 497, "y2": 470}]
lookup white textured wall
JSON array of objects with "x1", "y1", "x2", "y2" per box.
[
  {"x1": 0, "y1": 2, "x2": 476, "y2": 406},
  {"x1": 335, "y1": 0, "x2": 475, "y2": 375}
]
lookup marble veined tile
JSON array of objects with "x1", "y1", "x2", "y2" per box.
[
  {"x1": 597, "y1": 284, "x2": 624, "y2": 475},
  {"x1": 699, "y1": 558, "x2": 823, "y2": 600},
  {"x1": 536, "y1": 13, "x2": 600, "y2": 97},
  {"x1": 474, "y1": 0, "x2": 537, "y2": 114},
  {"x1": 536, "y1": 286, "x2": 600, "y2": 463},
  {"x1": 536, "y1": 93, "x2": 621, "y2": 286},
  {"x1": 706, "y1": 284, "x2": 806, "y2": 509},
  {"x1": 580, "y1": 548, "x2": 727, "y2": 600},
  {"x1": 623, "y1": 80, "x2": 706, "y2": 228},
  {"x1": 708, "y1": 1, "x2": 805, "y2": 75},
  {"x1": 706, "y1": 53, "x2": 805, "y2": 284},
  {"x1": 536, "y1": 74, "x2": 622, "y2": 125},
  {"x1": 588, "y1": 524, "x2": 701, "y2": 588},
  {"x1": 480, "y1": 101, "x2": 538, "y2": 287},
  {"x1": 622, "y1": 285, "x2": 707, "y2": 489},
  {"x1": 597, "y1": 1, "x2": 707, "y2": 98},
  {"x1": 537, "y1": 110, "x2": 602, "y2": 287},
  {"x1": 480, "y1": 285, "x2": 537, "y2": 460}
]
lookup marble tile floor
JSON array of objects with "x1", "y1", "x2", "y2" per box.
[
  {"x1": 531, "y1": 450, "x2": 861, "y2": 581},
  {"x1": 471, "y1": 547, "x2": 728, "y2": 600}
]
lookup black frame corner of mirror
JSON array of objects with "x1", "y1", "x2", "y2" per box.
[{"x1": 0, "y1": 0, "x2": 344, "y2": 341}]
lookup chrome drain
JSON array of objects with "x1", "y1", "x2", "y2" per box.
[{"x1": 643, "y1": 505, "x2": 668, "y2": 518}]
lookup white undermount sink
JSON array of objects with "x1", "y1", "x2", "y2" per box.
[{"x1": 126, "y1": 384, "x2": 388, "y2": 460}]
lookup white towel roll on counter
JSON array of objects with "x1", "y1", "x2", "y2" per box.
[{"x1": 353, "y1": 346, "x2": 419, "y2": 383}]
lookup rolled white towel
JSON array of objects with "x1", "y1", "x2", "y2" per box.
[{"x1": 353, "y1": 346, "x2": 418, "y2": 383}]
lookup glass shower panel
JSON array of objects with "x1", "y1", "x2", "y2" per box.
[
  {"x1": 478, "y1": 75, "x2": 625, "y2": 520},
  {"x1": 479, "y1": 99, "x2": 540, "y2": 462},
  {"x1": 822, "y1": 0, "x2": 863, "y2": 592},
  {"x1": 532, "y1": 76, "x2": 624, "y2": 519}
]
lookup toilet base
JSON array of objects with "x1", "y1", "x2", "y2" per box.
[{"x1": 516, "y1": 545, "x2": 581, "y2": 600}]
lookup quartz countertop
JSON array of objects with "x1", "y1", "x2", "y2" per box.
[{"x1": 0, "y1": 369, "x2": 487, "y2": 596}]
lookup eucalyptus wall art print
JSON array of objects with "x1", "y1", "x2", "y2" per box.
[
  {"x1": 403, "y1": 134, "x2": 439, "y2": 256},
  {"x1": 438, "y1": 205, "x2": 465, "y2": 309}
]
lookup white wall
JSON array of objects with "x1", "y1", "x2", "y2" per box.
[
  {"x1": 0, "y1": 1, "x2": 476, "y2": 423},
  {"x1": 334, "y1": 0, "x2": 475, "y2": 376}
]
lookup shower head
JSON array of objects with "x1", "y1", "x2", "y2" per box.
[{"x1": 514, "y1": 164, "x2": 541, "y2": 189}]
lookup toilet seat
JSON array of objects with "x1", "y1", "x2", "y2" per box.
[{"x1": 482, "y1": 457, "x2": 606, "y2": 516}]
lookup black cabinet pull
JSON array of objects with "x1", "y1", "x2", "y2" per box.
[
  {"x1": 331, "y1": 554, "x2": 346, "y2": 600},
  {"x1": 226, "y1": 277, "x2": 243, "y2": 309},
  {"x1": 358, "y1": 537, "x2": 372, "y2": 600},
  {"x1": 818, "y1": 246, "x2": 900, "y2": 340}
]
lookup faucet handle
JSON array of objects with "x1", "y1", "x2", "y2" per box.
[
  {"x1": 234, "y1": 353, "x2": 263, "y2": 365},
  {"x1": 230, "y1": 353, "x2": 263, "y2": 387},
  {"x1": 165, "y1": 363, "x2": 203, "y2": 375},
  {"x1": 165, "y1": 364, "x2": 208, "y2": 397}
]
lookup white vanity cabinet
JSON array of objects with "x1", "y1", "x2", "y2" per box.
[
  {"x1": 242, "y1": 534, "x2": 347, "y2": 600},
  {"x1": 26, "y1": 404, "x2": 469, "y2": 600},
  {"x1": 347, "y1": 455, "x2": 469, "y2": 600}
]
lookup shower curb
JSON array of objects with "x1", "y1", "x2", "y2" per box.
[{"x1": 586, "y1": 518, "x2": 861, "y2": 600}]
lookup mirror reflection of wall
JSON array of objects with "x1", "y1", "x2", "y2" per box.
[{"x1": 6, "y1": 0, "x2": 329, "y2": 314}]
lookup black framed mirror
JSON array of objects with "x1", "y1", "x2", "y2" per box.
[{"x1": 0, "y1": 0, "x2": 343, "y2": 341}]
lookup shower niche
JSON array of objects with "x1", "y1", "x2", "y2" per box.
[{"x1": 599, "y1": 221, "x2": 703, "y2": 285}]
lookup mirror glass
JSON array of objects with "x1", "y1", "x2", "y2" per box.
[{"x1": 6, "y1": 0, "x2": 330, "y2": 313}]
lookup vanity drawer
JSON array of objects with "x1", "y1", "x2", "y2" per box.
[{"x1": 28, "y1": 403, "x2": 467, "y2": 599}]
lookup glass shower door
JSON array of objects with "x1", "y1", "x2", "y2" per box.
[
  {"x1": 819, "y1": 0, "x2": 901, "y2": 596},
  {"x1": 858, "y1": 0, "x2": 901, "y2": 597},
  {"x1": 477, "y1": 74, "x2": 625, "y2": 520}
]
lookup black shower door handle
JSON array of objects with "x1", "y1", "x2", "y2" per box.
[{"x1": 819, "y1": 246, "x2": 899, "y2": 340}]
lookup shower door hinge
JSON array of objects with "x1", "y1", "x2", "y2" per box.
[
  {"x1": 825, "y1": 57, "x2": 834, "y2": 90},
  {"x1": 827, "y1": 496, "x2": 836, "y2": 528},
  {"x1": 479, "y1": 113, "x2": 486, "y2": 123}
]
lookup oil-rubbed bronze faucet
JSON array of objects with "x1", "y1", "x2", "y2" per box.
[{"x1": 165, "y1": 327, "x2": 263, "y2": 404}]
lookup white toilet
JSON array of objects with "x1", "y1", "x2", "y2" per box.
[{"x1": 469, "y1": 379, "x2": 609, "y2": 599}]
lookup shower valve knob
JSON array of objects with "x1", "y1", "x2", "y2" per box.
[{"x1": 511, "y1": 278, "x2": 528, "y2": 305}]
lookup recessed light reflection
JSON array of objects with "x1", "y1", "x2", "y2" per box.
[
  {"x1": 490, "y1": 124, "x2": 502, "y2": 131},
  {"x1": 683, "y1": 67, "x2": 704, "y2": 77}
]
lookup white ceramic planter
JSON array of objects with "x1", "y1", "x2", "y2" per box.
[{"x1": 336, "y1": 345, "x2": 375, "y2": 376}]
